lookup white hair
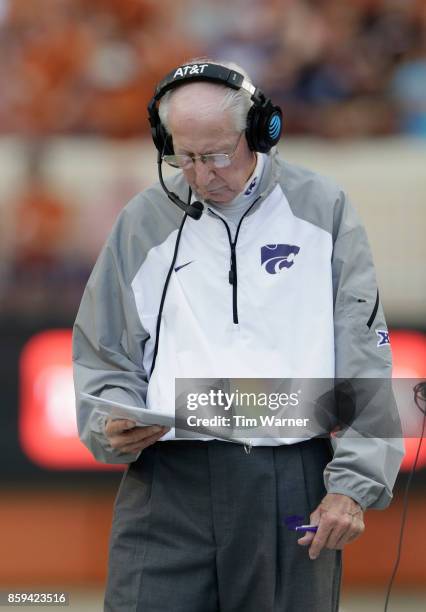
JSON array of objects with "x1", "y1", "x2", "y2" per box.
[{"x1": 158, "y1": 58, "x2": 254, "y2": 134}]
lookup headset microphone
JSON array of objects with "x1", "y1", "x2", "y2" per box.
[{"x1": 157, "y1": 152, "x2": 204, "y2": 220}]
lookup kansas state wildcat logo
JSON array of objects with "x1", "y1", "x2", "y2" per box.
[
  {"x1": 261, "y1": 244, "x2": 300, "y2": 274},
  {"x1": 244, "y1": 177, "x2": 258, "y2": 196}
]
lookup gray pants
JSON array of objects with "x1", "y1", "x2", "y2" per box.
[{"x1": 104, "y1": 438, "x2": 341, "y2": 612}]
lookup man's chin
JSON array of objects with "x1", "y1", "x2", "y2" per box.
[{"x1": 203, "y1": 189, "x2": 233, "y2": 205}]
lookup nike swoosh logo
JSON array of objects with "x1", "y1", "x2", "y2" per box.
[{"x1": 174, "y1": 260, "x2": 194, "y2": 273}]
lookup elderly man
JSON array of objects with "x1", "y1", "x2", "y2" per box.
[{"x1": 73, "y1": 60, "x2": 403, "y2": 611}]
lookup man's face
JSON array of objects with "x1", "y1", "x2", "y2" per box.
[{"x1": 167, "y1": 84, "x2": 256, "y2": 204}]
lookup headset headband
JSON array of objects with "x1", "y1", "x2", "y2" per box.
[
  {"x1": 152, "y1": 63, "x2": 258, "y2": 102},
  {"x1": 148, "y1": 62, "x2": 283, "y2": 154}
]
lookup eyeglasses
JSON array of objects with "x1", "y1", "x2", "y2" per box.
[{"x1": 162, "y1": 131, "x2": 243, "y2": 170}]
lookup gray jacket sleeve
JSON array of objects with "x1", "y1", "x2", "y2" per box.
[
  {"x1": 72, "y1": 205, "x2": 150, "y2": 464},
  {"x1": 323, "y1": 191, "x2": 405, "y2": 509}
]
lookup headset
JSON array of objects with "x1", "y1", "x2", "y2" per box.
[
  {"x1": 147, "y1": 62, "x2": 283, "y2": 220},
  {"x1": 148, "y1": 61, "x2": 283, "y2": 156}
]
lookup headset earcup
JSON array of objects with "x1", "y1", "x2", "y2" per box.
[
  {"x1": 246, "y1": 102, "x2": 282, "y2": 153},
  {"x1": 152, "y1": 123, "x2": 174, "y2": 156},
  {"x1": 157, "y1": 124, "x2": 174, "y2": 156},
  {"x1": 245, "y1": 104, "x2": 259, "y2": 152},
  {"x1": 150, "y1": 106, "x2": 174, "y2": 155}
]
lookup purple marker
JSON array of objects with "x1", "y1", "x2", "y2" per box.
[{"x1": 294, "y1": 524, "x2": 318, "y2": 533}]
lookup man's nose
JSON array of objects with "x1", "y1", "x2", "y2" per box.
[{"x1": 193, "y1": 159, "x2": 214, "y2": 187}]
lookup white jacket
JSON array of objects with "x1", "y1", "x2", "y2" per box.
[{"x1": 73, "y1": 150, "x2": 404, "y2": 509}]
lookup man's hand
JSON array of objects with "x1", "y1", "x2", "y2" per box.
[
  {"x1": 105, "y1": 419, "x2": 170, "y2": 455},
  {"x1": 297, "y1": 493, "x2": 365, "y2": 560}
]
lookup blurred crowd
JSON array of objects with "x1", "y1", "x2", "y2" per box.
[
  {"x1": 192, "y1": 0, "x2": 426, "y2": 137},
  {"x1": 0, "y1": 142, "x2": 141, "y2": 321},
  {"x1": 0, "y1": 0, "x2": 196, "y2": 138},
  {"x1": 0, "y1": 0, "x2": 425, "y2": 138}
]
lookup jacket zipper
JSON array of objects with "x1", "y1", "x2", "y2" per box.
[
  {"x1": 229, "y1": 242, "x2": 238, "y2": 323},
  {"x1": 208, "y1": 197, "x2": 261, "y2": 325},
  {"x1": 366, "y1": 289, "x2": 379, "y2": 329}
]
